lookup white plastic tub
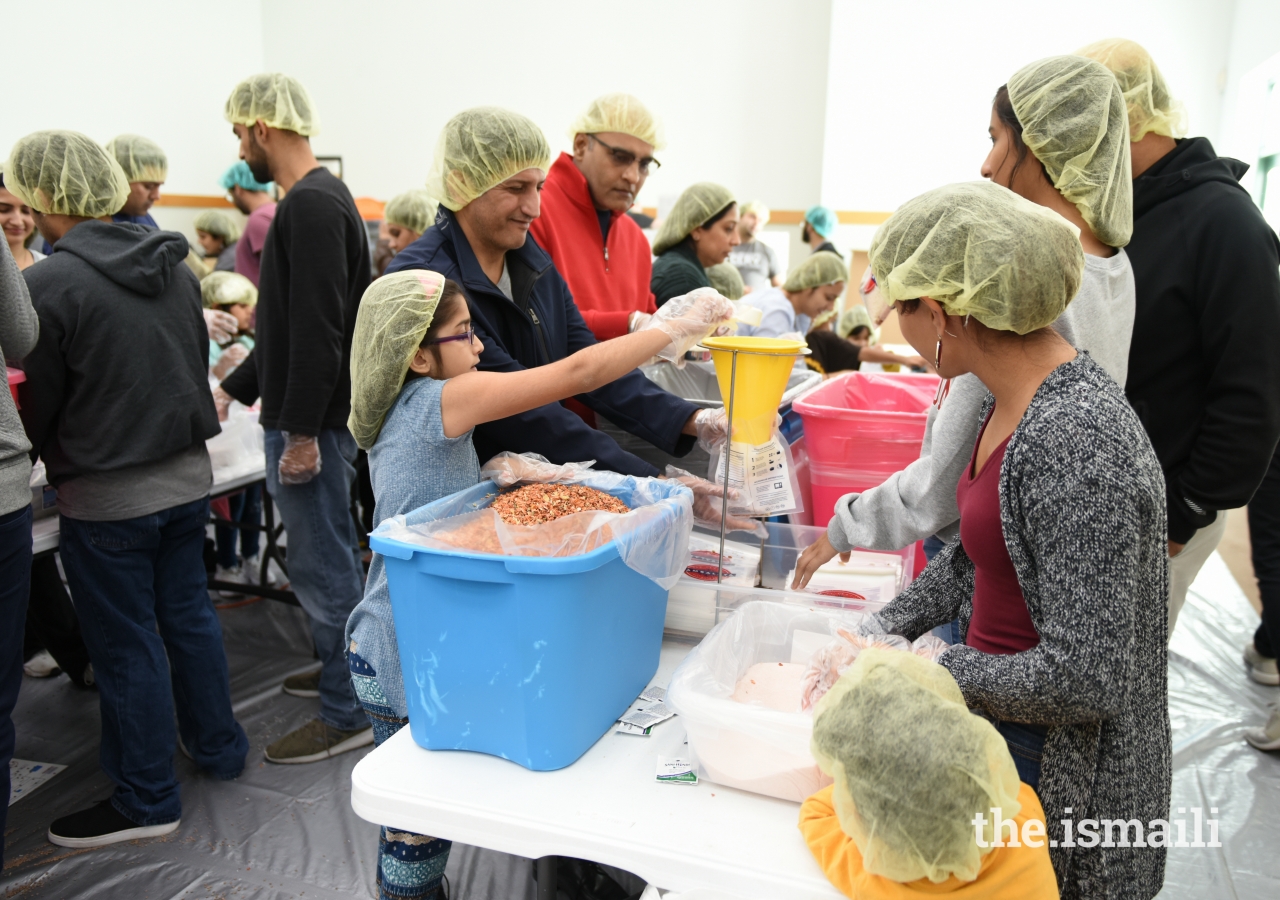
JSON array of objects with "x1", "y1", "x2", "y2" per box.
[{"x1": 666, "y1": 600, "x2": 870, "y2": 802}]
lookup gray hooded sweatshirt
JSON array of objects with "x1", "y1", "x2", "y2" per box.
[
  {"x1": 829, "y1": 251, "x2": 1136, "y2": 552},
  {"x1": 21, "y1": 221, "x2": 219, "y2": 520},
  {"x1": 0, "y1": 243, "x2": 39, "y2": 516}
]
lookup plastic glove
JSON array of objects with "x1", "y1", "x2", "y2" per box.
[
  {"x1": 212, "y1": 342, "x2": 249, "y2": 380},
  {"x1": 480, "y1": 451, "x2": 596, "y2": 488},
  {"x1": 278, "y1": 432, "x2": 322, "y2": 485},
  {"x1": 665, "y1": 465, "x2": 765, "y2": 536},
  {"x1": 692, "y1": 408, "x2": 729, "y2": 452},
  {"x1": 203, "y1": 308, "x2": 239, "y2": 344},
  {"x1": 628, "y1": 311, "x2": 652, "y2": 333},
  {"x1": 638, "y1": 287, "x2": 735, "y2": 366},
  {"x1": 211, "y1": 386, "x2": 235, "y2": 422}
]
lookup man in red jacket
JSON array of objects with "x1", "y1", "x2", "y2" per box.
[{"x1": 530, "y1": 93, "x2": 663, "y2": 344}]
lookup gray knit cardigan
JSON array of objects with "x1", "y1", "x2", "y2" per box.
[{"x1": 875, "y1": 353, "x2": 1171, "y2": 900}]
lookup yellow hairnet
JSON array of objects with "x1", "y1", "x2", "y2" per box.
[
  {"x1": 1077, "y1": 38, "x2": 1188, "y2": 141},
  {"x1": 5, "y1": 130, "x2": 129, "y2": 218},
  {"x1": 740, "y1": 200, "x2": 770, "y2": 225},
  {"x1": 869, "y1": 181, "x2": 1084, "y2": 334},
  {"x1": 837, "y1": 305, "x2": 876, "y2": 341},
  {"x1": 194, "y1": 209, "x2": 242, "y2": 243},
  {"x1": 426, "y1": 107, "x2": 551, "y2": 212},
  {"x1": 201, "y1": 270, "x2": 258, "y2": 309},
  {"x1": 384, "y1": 189, "x2": 438, "y2": 235},
  {"x1": 224, "y1": 73, "x2": 320, "y2": 137},
  {"x1": 652, "y1": 183, "x2": 736, "y2": 256},
  {"x1": 569, "y1": 93, "x2": 665, "y2": 150},
  {"x1": 1006, "y1": 55, "x2": 1133, "y2": 248},
  {"x1": 784, "y1": 250, "x2": 846, "y2": 293},
  {"x1": 349, "y1": 271, "x2": 447, "y2": 450},
  {"x1": 104, "y1": 134, "x2": 168, "y2": 183},
  {"x1": 811, "y1": 649, "x2": 1022, "y2": 884},
  {"x1": 705, "y1": 262, "x2": 745, "y2": 300}
]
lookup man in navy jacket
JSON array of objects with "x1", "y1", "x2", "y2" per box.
[{"x1": 389, "y1": 107, "x2": 711, "y2": 476}]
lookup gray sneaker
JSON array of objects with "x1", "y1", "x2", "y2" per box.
[
  {"x1": 282, "y1": 669, "x2": 321, "y2": 698},
  {"x1": 1245, "y1": 703, "x2": 1280, "y2": 751},
  {"x1": 264, "y1": 718, "x2": 373, "y2": 764},
  {"x1": 1244, "y1": 641, "x2": 1279, "y2": 686}
]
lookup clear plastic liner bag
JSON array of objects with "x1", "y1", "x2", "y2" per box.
[
  {"x1": 377, "y1": 458, "x2": 694, "y2": 590},
  {"x1": 800, "y1": 629, "x2": 949, "y2": 711},
  {"x1": 707, "y1": 427, "x2": 805, "y2": 518},
  {"x1": 666, "y1": 600, "x2": 874, "y2": 801},
  {"x1": 479, "y1": 451, "x2": 598, "y2": 488}
]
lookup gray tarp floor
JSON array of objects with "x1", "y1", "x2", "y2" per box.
[{"x1": 2, "y1": 552, "x2": 1277, "y2": 899}]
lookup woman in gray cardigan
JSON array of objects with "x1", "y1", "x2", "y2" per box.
[{"x1": 795, "y1": 181, "x2": 1170, "y2": 900}]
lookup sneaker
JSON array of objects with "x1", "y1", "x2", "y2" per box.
[
  {"x1": 1245, "y1": 703, "x2": 1280, "y2": 751},
  {"x1": 214, "y1": 563, "x2": 246, "y2": 599},
  {"x1": 24, "y1": 649, "x2": 61, "y2": 678},
  {"x1": 47, "y1": 799, "x2": 179, "y2": 848},
  {"x1": 241, "y1": 554, "x2": 279, "y2": 589},
  {"x1": 1244, "y1": 641, "x2": 1279, "y2": 686},
  {"x1": 282, "y1": 669, "x2": 321, "y2": 698},
  {"x1": 264, "y1": 718, "x2": 373, "y2": 764}
]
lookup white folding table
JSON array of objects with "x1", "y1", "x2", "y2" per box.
[{"x1": 350, "y1": 640, "x2": 843, "y2": 900}]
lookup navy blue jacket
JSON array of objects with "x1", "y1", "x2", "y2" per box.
[{"x1": 387, "y1": 208, "x2": 697, "y2": 476}]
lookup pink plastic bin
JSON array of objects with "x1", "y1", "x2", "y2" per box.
[{"x1": 793, "y1": 371, "x2": 940, "y2": 527}]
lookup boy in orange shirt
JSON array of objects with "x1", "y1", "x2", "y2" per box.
[{"x1": 800, "y1": 649, "x2": 1059, "y2": 899}]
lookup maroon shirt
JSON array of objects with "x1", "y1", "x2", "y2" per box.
[
  {"x1": 234, "y1": 202, "x2": 277, "y2": 287},
  {"x1": 956, "y1": 417, "x2": 1040, "y2": 655}
]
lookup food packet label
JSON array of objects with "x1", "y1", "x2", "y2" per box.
[
  {"x1": 713, "y1": 436, "x2": 797, "y2": 515},
  {"x1": 656, "y1": 757, "x2": 698, "y2": 785},
  {"x1": 620, "y1": 701, "x2": 674, "y2": 730}
]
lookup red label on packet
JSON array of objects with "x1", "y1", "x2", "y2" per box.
[
  {"x1": 690, "y1": 550, "x2": 724, "y2": 564},
  {"x1": 685, "y1": 564, "x2": 731, "y2": 582},
  {"x1": 817, "y1": 589, "x2": 867, "y2": 600}
]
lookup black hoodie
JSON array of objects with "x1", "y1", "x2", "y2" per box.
[
  {"x1": 20, "y1": 221, "x2": 220, "y2": 488},
  {"x1": 1126, "y1": 137, "x2": 1280, "y2": 543}
]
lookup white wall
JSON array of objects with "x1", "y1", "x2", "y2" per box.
[
  {"x1": 1218, "y1": 0, "x2": 1280, "y2": 200},
  {"x1": 261, "y1": 0, "x2": 832, "y2": 209},
  {"x1": 820, "y1": 0, "x2": 1238, "y2": 215},
  {"x1": 1, "y1": 0, "x2": 264, "y2": 197}
]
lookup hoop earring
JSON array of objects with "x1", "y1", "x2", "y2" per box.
[{"x1": 934, "y1": 338, "x2": 943, "y2": 369}]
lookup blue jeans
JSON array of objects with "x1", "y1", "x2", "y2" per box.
[
  {"x1": 1, "y1": 505, "x2": 33, "y2": 866},
  {"x1": 215, "y1": 484, "x2": 262, "y2": 568},
  {"x1": 59, "y1": 497, "x2": 247, "y2": 825},
  {"x1": 994, "y1": 720, "x2": 1048, "y2": 789},
  {"x1": 265, "y1": 428, "x2": 366, "y2": 731},
  {"x1": 351, "y1": 651, "x2": 451, "y2": 899}
]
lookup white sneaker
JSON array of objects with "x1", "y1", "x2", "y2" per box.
[
  {"x1": 1243, "y1": 641, "x2": 1279, "y2": 686},
  {"x1": 23, "y1": 649, "x2": 61, "y2": 678},
  {"x1": 1245, "y1": 703, "x2": 1280, "y2": 751},
  {"x1": 241, "y1": 554, "x2": 279, "y2": 590},
  {"x1": 214, "y1": 564, "x2": 246, "y2": 598}
]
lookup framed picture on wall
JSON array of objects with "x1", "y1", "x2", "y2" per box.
[{"x1": 316, "y1": 156, "x2": 343, "y2": 180}]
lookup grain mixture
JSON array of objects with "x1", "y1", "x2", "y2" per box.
[{"x1": 491, "y1": 483, "x2": 629, "y2": 526}]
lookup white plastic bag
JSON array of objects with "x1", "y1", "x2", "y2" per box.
[
  {"x1": 379, "y1": 457, "x2": 694, "y2": 590},
  {"x1": 666, "y1": 600, "x2": 871, "y2": 802},
  {"x1": 707, "y1": 428, "x2": 805, "y2": 518}
]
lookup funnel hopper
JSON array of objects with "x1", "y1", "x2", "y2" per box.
[{"x1": 702, "y1": 336, "x2": 805, "y2": 444}]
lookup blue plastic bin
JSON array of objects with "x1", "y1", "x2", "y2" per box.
[{"x1": 370, "y1": 480, "x2": 678, "y2": 771}]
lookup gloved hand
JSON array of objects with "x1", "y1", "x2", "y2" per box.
[
  {"x1": 212, "y1": 386, "x2": 235, "y2": 422},
  {"x1": 480, "y1": 451, "x2": 596, "y2": 488},
  {"x1": 692, "y1": 408, "x2": 729, "y2": 452},
  {"x1": 665, "y1": 465, "x2": 766, "y2": 536},
  {"x1": 637, "y1": 287, "x2": 736, "y2": 366},
  {"x1": 279, "y1": 432, "x2": 322, "y2": 485},
  {"x1": 627, "y1": 311, "x2": 652, "y2": 333},
  {"x1": 203, "y1": 308, "x2": 239, "y2": 344},
  {"x1": 212, "y1": 343, "x2": 249, "y2": 380}
]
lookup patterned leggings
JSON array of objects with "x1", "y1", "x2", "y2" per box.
[{"x1": 350, "y1": 650, "x2": 452, "y2": 900}]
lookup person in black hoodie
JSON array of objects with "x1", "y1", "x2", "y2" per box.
[
  {"x1": 8, "y1": 131, "x2": 247, "y2": 849},
  {"x1": 1081, "y1": 39, "x2": 1280, "y2": 637}
]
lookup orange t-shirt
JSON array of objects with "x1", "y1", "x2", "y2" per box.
[{"x1": 798, "y1": 782, "x2": 1059, "y2": 899}]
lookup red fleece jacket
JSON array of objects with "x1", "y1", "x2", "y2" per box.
[{"x1": 531, "y1": 152, "x2": 657, "y2": 342}]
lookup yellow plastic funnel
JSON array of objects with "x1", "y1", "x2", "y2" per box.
[{"x1": 702, "y1": 336, "x2": 805, "y2": 444}]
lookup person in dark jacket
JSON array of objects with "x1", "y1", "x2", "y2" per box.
[
  {"x1": 9, "y1": 131, "x2": 247, "y2": 849},
  {"x1": 389, "y1": 107, "x2": 725, "y2": 476},
  {"x1": 1081, "y1": 39, "x2": 1280, "y2": 636},
  {"x1": 649, "y1": 182, "x2": 740, "y2": 306},
  {"x1": 214, "y1": 73, "x2": 375, "y2": 764}
]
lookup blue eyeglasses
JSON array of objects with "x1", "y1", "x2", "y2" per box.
[{"x1": 426, "y1": 328, "x2": 474, "y2": 346}]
